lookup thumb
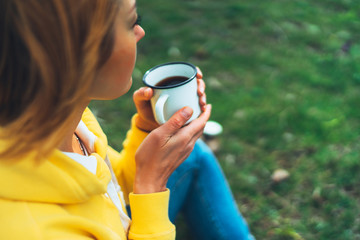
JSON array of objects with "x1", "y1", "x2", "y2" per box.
[{"x1": 162, "y1": 107, "x2": 193, "y2": 134}]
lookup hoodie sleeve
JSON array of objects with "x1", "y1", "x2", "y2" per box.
[
  {"x1": 107, "y1": 114, "x2": 175, "y2": 239},
  {"x1": 128, "y1": 189, "x2": 175, "y2": 239}
]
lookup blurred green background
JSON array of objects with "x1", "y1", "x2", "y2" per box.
[{"x1": 90, "y1": 0, "x2": 360, "y2": 239}]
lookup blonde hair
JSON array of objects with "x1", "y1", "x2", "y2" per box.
[{"x1": 0, "y1": 0, "x2": 120, "y2": 160}]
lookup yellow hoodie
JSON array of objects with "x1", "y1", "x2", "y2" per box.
[{"x1": 0, "y1": 108, "x2": 175, "y2": 239}]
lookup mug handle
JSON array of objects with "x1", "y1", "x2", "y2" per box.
[{"x1": 155, "y1": 94, "x2": 169, "y2": 125}]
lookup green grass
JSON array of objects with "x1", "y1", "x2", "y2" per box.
[{"x1": 90, "y1": 0, "x2": 360, "y2": 239}]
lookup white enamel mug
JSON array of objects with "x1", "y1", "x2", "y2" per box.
[{"x1": 142, "y1": 62, "x2": 201, "y2": 125}]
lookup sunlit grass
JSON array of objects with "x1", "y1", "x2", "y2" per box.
[{"x1": 90, "y1": 0, "x2": 360, "y2": 239}]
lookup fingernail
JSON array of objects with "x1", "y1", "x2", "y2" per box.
[
  {"x1": 201, "y1": 95, "x2": 206, "y2": 104},
  {"x1": 199, "y1": 86, "x2": 205, "y2": 93},
  {"x1": 181, "y1": 107, "x2": 193, "y2": 118},
  {"x1": 145, "y1": 88, "x2": 151, "y2": 97}
]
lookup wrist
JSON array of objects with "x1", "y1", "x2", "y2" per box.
[
  {"x1": 133, "y1": 175, "x2": 167, "y2": 194},
  {"x1": 133, "y1": 182, "x2": 167, "y2": 194}
]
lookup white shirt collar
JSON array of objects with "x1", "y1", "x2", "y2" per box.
[{"x1": 62, "y1": 120, "x2": 98, "y2": 174}]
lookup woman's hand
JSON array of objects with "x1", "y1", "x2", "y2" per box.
[
  {"x1": 133, "y1": 87, "x2": 160, "y2": 132},
  {"x1": 196, "y1": 67, "x2": 207, "y2": 112},
  {"x1": 133, "y1": 104, "x2": 212, "y2": 194},
  {"x1": 133, "y1": 66, "x2": 208, "y2": 132}
]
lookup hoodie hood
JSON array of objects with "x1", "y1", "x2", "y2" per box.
[{"x1": 0, "y1": 108, "x2": 112, "y2": 204}]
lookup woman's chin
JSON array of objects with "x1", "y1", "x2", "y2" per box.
[
  {"x1": 119, "y1": 77, "x2": 133, "y2": 96},
  {"x1": 89, "y1": 77, "x2": 133, "y2": 101},
  {"x1": 106, "y1": 78, "x2": 133, "y2": 100}
]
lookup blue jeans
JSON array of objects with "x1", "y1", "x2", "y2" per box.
[{"x1": 166, "y1": 140, "x2": 254, "y2": 240}]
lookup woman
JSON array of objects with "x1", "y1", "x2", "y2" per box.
[{"x1": 0, "y1": 0, "x2": 253, "y2": 239}]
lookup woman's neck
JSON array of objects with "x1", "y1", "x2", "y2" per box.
[{"x1": 57, "y1": 102, "x2": 90, "y2": 153}]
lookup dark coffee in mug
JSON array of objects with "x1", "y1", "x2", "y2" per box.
[{"x1": 155, "y1": 76, "x2": 188, "y2": 87}]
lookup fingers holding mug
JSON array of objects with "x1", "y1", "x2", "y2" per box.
[
  {"x1": 197, "y1": 78, "x2": 207, "y2": 111},
  {"x1": 196, "y1": 67, "x2": 207, "y2": 112},
  {"x1": 178, "y1": 104, "x2": 212, "y2": 141},
  {"x1": 133, "y1": 87, "x2": 159, "y2": 132},
  {"x1": 196, "y1": 66, "x2": 203, "y2": 79}
]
